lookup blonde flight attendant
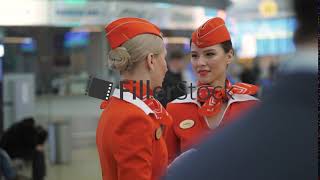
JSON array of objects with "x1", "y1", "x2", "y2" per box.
[
  {"x1": 96, "y1": 17, "x2": 172, "y2": 180},
  {"x1": 165, "y1": 17, "x2": 259, "y2": 163}
]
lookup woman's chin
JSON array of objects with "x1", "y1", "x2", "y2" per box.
[{"x1": 198, "y1": 77, "x2": 214, "y2": 84}]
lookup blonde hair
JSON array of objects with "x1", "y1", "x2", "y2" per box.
[{"x1": 107, "y1": 34, "x2": 164, "y2": 73}]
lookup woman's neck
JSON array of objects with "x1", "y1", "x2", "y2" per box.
[
  {"x1": 121, "y1": 67, "x2": 151, "y2": 83},
  {"x1": 210, "y1": 74, "x2": 227, "y2": 89},
  {"x1": 121, "y1": 74, "x2": 150, "y2": 82}
]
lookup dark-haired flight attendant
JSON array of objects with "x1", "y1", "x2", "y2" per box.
[
  {"x1": 165, "y1": 17, "x2": 259, "y2": 163},
  {"x1": 96, "y1": 17, "x2": 172, "y2": 180}
]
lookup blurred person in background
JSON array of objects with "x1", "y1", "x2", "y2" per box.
[
  {"x1": 0, "y1": 148, "x2": 30, "y2": 180},
  {"x1": 97, "y1": 17, "x2": 172, "y2": 180},
  {"x1": 257, "y1": 56, "x2": 276, "y2": 89},
  {"x1": 159, "y1": 50, "x2": 187, "y2": 107},
  {"x1": 239, "y1": 60, "x2": 259, "y2": 85},
  {"x1": 165, "y1": 17, "x2": 259, "y2": 163},
  {"x1": 226, "y1": 59, "x2": 242, "y2": 84},
  {"x1": 164, "y1": 0, "x2": 317, "y2": 179},
  {"x1": 0, "y1": 117, "x2": 48, "y2": 180},
  {"x1": 0, "y1": 148, "x2": 18, "y2": 180}
]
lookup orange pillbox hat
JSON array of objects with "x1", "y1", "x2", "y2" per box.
[
  {"x1": 105, "y1": 17, "x2": 162, "y2": 49},
  {"x1": 192, "y1": 17, "x2": 231, "y2": 48}
]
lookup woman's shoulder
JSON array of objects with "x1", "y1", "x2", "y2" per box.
[{"x1": 102, "y1": 97, "x2": 152, "y2": 119}]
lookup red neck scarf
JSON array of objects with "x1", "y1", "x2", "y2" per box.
[
  {"x1": 197, "y1": 79, "x2": 258, "y2": 117},
  {"x1": 122, "y1": 80, "x2": 172, "y2": 125}
]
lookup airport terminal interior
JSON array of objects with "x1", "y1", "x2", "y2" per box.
[{"x1": 0, "y1": 0, "x2": 301, "y2": 179}]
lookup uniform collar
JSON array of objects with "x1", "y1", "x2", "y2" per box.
[
  {"x1": 112, "y1": 89, "x2": 154, "y2": 115},
  {"x1": 171, "y1": 90, "x2": 258, "y2": 106}
]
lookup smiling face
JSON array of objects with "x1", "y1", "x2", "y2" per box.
[{"x1": 191, "y1": 42, "x2": 233, "y2": 84}]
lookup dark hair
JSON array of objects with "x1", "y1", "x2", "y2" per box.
[
  {"x1": 220, "y1": 40, "x2": 233, "y2": 54},
  {"x1": 21, "y1": 117, "x2": 35, "y2": 128},
  {"x1": 293, "y1": 0, "x2": 316, "y2": 44},
  {"x1": 36, "y1": 126, "x2": 48, "y2": 145}
]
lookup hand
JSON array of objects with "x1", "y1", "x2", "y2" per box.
[{"x1": 35, "y1": 144, "x2": 44, "y2": 152}]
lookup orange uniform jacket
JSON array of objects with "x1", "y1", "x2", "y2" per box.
[
  {"x1": 96, "y1": 89, "x2": 169, "y2": 180},
  {"x1": 165, "y1": 91, "x2": 259, "y2": 163}
]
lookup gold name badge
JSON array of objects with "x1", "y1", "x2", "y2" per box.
[
  {"x1": 179, "y1": 119, "x2": 195, "y2": 129},
  {"x1": 155, "y1": 127, "x2": 162, "y2": 140}
]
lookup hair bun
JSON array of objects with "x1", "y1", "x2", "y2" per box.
[{"x1": 107, "y1": 47, "x2": 131, "y2": 72}]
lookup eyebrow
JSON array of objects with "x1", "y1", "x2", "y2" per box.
[
  {"x1": 203, "y1": 49, "x2": 216, "y2": 53},
  {"x1": 191, "y1": 49, "x2": 216, "y2": 54}
]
